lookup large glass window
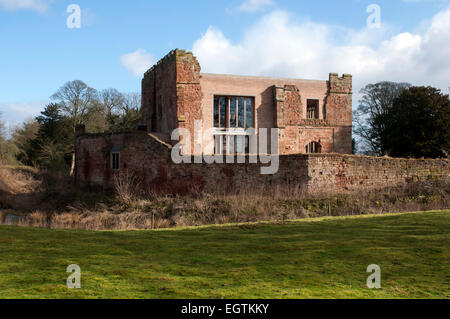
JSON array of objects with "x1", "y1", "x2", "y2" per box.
[
  {"x1": 213, "y1": 96, "x2": 254, "y2": 129},
  {"x1": 214, "y1": 97, "x2": 219, "y2": 127},
  {"x1": 214, "y1": 135, "x2": 251, "y2": 155},
  {"x1": 230, "y1": 97, "x2": 237, "y2": 127},
  {"x1": 238, "y1": 97, "x2": 245, "y2": 128},
  {"x1": 213, "y1": 96, "x2": 254, "y2": 155},
  {"x1": 246, "y1": 98, "x2": 253, "y2": 129}
]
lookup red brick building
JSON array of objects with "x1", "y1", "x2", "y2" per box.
[
  {"x1": 140, "y1": 49, "x2": 353, "y2": 155},
  {"x1": 75, "y1": 49, "x2": 368, "y2": 193}
]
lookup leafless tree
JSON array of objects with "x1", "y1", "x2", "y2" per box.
[
  {"x1": 51, "y1": 80, "x2": 98, "y2": 175},
  {"x1": 121, "y1": 92, "x2": 141, "y2": 113},
  {"x1": 100, "y1": 88, "x2": 124, "y2": 117}
]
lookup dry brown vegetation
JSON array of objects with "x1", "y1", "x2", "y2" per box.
[{"x1": 0, "y1": 165, "x2": 449, "y2": 230}]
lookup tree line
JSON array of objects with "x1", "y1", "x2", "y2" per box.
[{"x1": 0, "y1": 80, "x2": 141, "y2": 174}]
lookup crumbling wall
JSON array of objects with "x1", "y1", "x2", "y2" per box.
[
  {"x1": 306, "y1": 154, "x2": 450, "y2": 195},
  {"x1": 326, "y1": 73, "x2": 353, "y2": 120},
  {"x1": 141, "y1": 49, "x2": 202, "y2": 149},
  {"x1": 76, "y1": 133, "x2": 449, "y2": 196},
  {"x1": 141, "y1": 51, "x2": 178, "y2": 136},
  {"x1": 274, "y1": 74, "x2": 353, "y2": 155},
  {"x1": 75, "y1": 132, "x2": 171, "y2": 190},
  {"x1": 175, "y1": 50, "x2": 202, "y2": 153}
]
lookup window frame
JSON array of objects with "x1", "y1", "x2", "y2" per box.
[
  {"x1": 213, "y1": 95, "x2": 254, "y2": 130},
  {"x1": 306, "y1": 99, "x2": 320, "y2": 119},
  {"x1": 306, "y1": 141, "x2": 322, "y2": 154},
  {"x1": 111, "y1": 152, "x2": 120, "y2": 171},
  {"x1": 213, "y1": 95, "x2": 255, "y2": 155}
]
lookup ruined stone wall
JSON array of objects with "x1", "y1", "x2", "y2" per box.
[
  {"x1": 175, "y1": 50, "x2": 202, "y2": 152},
  {"x1": 75, "y1": 132, "x2": 171, "y2": 189},
  {"x1": 306, "y1": 154, "x2": 450, "y2": 195},
  {"x1": 141, "y1": 51, "x2": 178, "y2": 137},
  {"x1": 325, "y1": 73, "x2": 352, "y2": 127},
  {"x1": 76, "y1": 132, "x2": 449, "y2": 196},
  {"x1": 141, "y1": 49, "x2": 202, "y2": 148},
  {"x1": 174, "y1": 154, "x2": 449, "y2": 195}
]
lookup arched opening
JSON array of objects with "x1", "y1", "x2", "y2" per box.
[{"x1": 306, "y1": 141, "x2": 322, "y2": 154}]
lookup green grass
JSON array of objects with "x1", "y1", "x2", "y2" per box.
[{"x1": 0, "y1": 211, "x2": 449, "y2": 299}]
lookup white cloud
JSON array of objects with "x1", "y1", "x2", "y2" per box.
[
  {"x1": 193, "y1": 8, "x2": 450, "y2": 101},
  {"x1": 120, "y1": 49, "x2": 156, "y2": 77},
  {"x1": 239, "y1": 0, "x2": 275, "y2": 12},
  {"x1": 0, "y1": 0, "x2": 51, "y2": 13},
  {"x1": 0, "y1": 100, "x2": 48, "y2": 130}
]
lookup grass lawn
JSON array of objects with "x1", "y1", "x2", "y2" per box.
[{"x1": 0, "y1": 211, "x2": 448, "y2": 299}]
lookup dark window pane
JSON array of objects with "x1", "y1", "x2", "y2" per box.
[
  {"x1": 214, "y1": 97, "x2": 219, "y2": 127},
  {"x1": 245, "y1": 136, "x2": 249, "y2": 154},
  {"x1": 307, "y1": 99, "x2": 319, "y2": 119},
  {"x1": 245, "y1": 98, "x2": 252, "y2": 128},
  {"x1": 230, "y1": 97, "x2": 237, "y2": 128},
  {"x1": 112, "y1": 153, "x2": 120, "y2": 170},
  {"x1": 220, "y1": 97, "x2": 226, "y2": 128},
  {"x1": 238, "y1": 97, "x2": 245, "y2": 128}
]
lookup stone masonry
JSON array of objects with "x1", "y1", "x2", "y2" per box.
[{"x1": 75, "y1": 132, "x2": 450, "y2": 195}]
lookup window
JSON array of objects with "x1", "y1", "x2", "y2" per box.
[
  {"x1": 213, "y1": 96, "x2": 254, "y2": 155},
  {"x1": 214, "y1": 96, "x2": 253, "y2": 129},
  {"x1": 214, "y1": 134, "x2": 250, "y2": 155},
  {"x1": 307, "y1": 99, "x2": 319, "y2": 119},
  {"x1": 111, "y1": 153, "x2": 120, "y2": 170},
  {"x1": 306, "y1": 142, "x2": 321, "y2": 154}
]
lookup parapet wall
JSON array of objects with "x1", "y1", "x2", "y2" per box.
[{"x1": 76, "y1": 133, "x2": 450, "y2": 196}]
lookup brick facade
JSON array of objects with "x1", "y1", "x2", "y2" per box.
[{"x1": 139, "y1": 49, "x2": 352, "y2": 155}]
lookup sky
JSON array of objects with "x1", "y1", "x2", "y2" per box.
[{"x1": 1, "y1": 0, "x2": 449, "y2": 130}]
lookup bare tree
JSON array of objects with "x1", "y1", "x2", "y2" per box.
[
  {"x1": 51, "y1": 80, "x2": 98, "y2": 175},
  {"x1": 121, "y1": 92, "x2": 141, "y2": 113},
  {"x1": 100, "y1": 88, "x2": 124, "y2": 118}
]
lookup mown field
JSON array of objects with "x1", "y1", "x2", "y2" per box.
[{"x1": 0, "y1": 211, "x2": 448, "y2": 299}]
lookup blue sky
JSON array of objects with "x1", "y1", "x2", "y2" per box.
[{"x1": 1, "y1": 0, "x2": 450, "y2": 128}]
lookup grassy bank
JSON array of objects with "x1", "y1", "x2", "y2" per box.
[
  {"x1": 0, "y1": 210, "x2": 448, "y2": 299},
  {"x1": 1, "y1": 166, "x2": 449, "y2": 230}
]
